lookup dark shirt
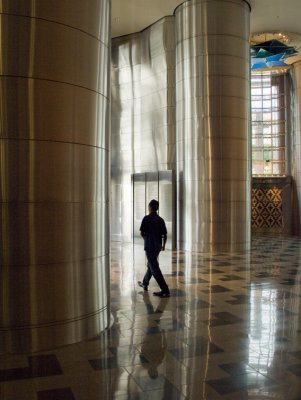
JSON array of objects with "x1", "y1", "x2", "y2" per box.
[{"x1": 140, "y1": 212, "x2": 167, "y2": 252}]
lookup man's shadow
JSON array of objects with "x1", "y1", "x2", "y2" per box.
[{"x1": 139, "y1": 292, "x2": 170, "y2": 379}]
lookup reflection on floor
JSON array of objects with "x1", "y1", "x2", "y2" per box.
[{"x1": 1, "y1": 235, "x2": 301, "y2": 399}]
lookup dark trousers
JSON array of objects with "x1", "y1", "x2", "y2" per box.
[{"x1": 143, "y1": 250, "x2": 169, "y2": 293}]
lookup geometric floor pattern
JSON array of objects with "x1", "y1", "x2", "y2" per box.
[{"x1": 1, "y1": 234, "x2": 301, "y2": 399}]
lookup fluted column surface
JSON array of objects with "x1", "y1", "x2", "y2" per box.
[
  {"x1": 0, "y1": 0, "x2": 110, "y2": 352},
  {"x1": 111, "y1": 17, "x2": 176, "y2": 242},
  {"x1": 175, "y1": 0, "x2": 251, "y2": 252}
]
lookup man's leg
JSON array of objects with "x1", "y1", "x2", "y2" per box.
[
  {"x1": 145, "y1": 251, "x2": 169, "y2": 293},
  {"x1": 142, "y1": 261, "x2": 152, "y2": 287}
]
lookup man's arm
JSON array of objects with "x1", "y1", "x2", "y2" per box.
[
  {"x1": 162, "y1": 234, "x2": 167, "y2": 251},
  {"x1": 140, "y1": 216, "x2": 146, "y2": 239},
  {"x1": 161, "y1": 218, "x2": 167, "y2": 250}
]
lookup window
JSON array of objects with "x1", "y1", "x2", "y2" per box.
[{"x1": 251, "y1": 72, "x2": 286, "y2": 176}]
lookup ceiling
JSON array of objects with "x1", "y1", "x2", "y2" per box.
[
  {"x1": 111, "y1": 0, "x2": 301, "y2": 61},
  {"x1": 111, "y1": 0, "x2": 183, "y2": 37}
]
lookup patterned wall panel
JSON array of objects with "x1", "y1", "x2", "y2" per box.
[{"x1": 252, "y1": 187, "x2": 283, "y2": 230}]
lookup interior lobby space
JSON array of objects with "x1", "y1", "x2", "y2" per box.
[{"x1": 1, "y1": 0, "x2": 301, "y2": 399}]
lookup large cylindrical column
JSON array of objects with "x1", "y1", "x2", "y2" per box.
[
  {"x1": 175, "y1": 0, "x2": 251, "y2": 252},
  {"x1": 291, "y1": 61, "x2": 301, "y2": 234},
  {"x1": 0, "y1": 0, "x2": 110, "y2": 352}
]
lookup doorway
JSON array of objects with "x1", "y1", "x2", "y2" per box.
[{"x1": 132, "y1": 171, "x2": 175, "y2": 249}]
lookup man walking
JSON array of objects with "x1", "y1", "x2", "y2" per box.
[{"x1": 138, "y1": 199, "x2": 170, "y2": 297}]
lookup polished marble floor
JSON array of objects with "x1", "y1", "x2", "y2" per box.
[{"x1": 1, "y1": 234, "x2": 301, "y2": 399}]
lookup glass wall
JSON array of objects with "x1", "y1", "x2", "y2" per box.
[{"x1": 251, "y1": 72, "x2": 286, "y2": 176}]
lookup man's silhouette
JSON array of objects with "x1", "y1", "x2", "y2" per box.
[{"x1": 138, "y1": 199, "x2": 170, "y2": 297}]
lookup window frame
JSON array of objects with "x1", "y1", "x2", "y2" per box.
[{"x1": 251, "y1": 71, "x2": 287, "y2": 177}]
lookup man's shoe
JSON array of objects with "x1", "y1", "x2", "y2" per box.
[
  {"x1": 153, "y1": 291, "x2": 170, "y2": 298},
  {"x1": 138, "y1": 281, "x2": 148, "y2": 291}
]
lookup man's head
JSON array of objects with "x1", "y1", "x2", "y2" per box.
[{"x1": 148, "y1": 199, "x2": 159, "y2": 212}]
